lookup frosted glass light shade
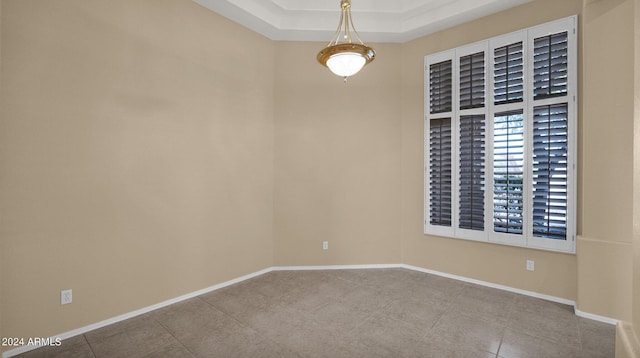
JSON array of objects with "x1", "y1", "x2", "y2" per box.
[
  {"x1": 317, "y1": 43, "x2": 376, "y2": 79},
  {"x1": 326, "y1": 52, "x2": 367, "y2": 77}
]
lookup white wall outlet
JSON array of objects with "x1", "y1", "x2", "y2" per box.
[
  {"x1": 526, "y1": 260, "x2": 535, "y2": 271},
  {"x1": 61, "y1": 289, "x2": 72, "y2": 305},
  {"x1": 322, "y1": 241, "x2": 328, "y2": 250}
]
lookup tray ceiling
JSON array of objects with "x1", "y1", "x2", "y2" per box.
[{"x1": 193, "y1": 0, "x2": 532, "y2": 43}]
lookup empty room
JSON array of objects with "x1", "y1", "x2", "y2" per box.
[{"x1": 1, "y1": 0, "x2": 639, "y2": 357}]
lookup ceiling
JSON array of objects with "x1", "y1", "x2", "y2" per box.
[{"x1": 192, "y1": 0, "x2": 532, "y2": 43}]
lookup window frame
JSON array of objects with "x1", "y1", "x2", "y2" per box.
[{"x1": 424, "y1": 15, "x2": 577, "y2": 254}]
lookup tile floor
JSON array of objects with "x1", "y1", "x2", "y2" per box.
[{"x1": 15, "y1": 268, "x2": 615, "y2": 357}]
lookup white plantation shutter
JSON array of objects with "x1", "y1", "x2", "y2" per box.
[
  {"x1": 532, "y1": 104, "x2": 568, "y2": 240},
  {"x1": 493, "y1": 111, "x2": 524, "y2": 235},
  {"x1": 430, "y1": 60, "x2": 453, "y2": 114},
  {"x1": 426, "y1": 56, "x2": 454, "y2": 233},
  {"x1": 460, "y1": 53, "x2": 485, "y2": 109},
  {"x1": 457, "y1": 46, "x2": 488, "y2": 240},
  {"x1": 533, "y1": 32, "x2": 568, "y2": 99},
  {"x1": 494, "y1": 42, "x2": 524, "y2": 104},
  {"x1": 429, "y1": 118, "x2": 452, "y2": 227},
  {"x1": 425, "y1": 16, "x2": 576, "y2": 253},
  {"x1": 459, "y1": 114, "x2": 485, "y2": 231}
]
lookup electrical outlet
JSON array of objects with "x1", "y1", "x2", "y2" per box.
[
  {"x1": 526, "y1": 260, "x2": 535, "y2": 271},
  {"x1": 322, "y1": 241, "x2": 328, "y2": 250},
  {"x1": 61, "y1": 289, "x2": 72, "y2": 305}
]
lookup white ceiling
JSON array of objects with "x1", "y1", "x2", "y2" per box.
[{"x1": 193, "y1": 0, "x2": 532, "y2": 43}]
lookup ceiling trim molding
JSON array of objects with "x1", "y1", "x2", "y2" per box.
[{"x1": 193, "y1": 0, "x2": 532, "y2": 43}]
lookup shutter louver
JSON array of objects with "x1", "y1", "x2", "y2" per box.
[
  {"x1": 532, "y1": 104, "x2": 568, "y2": 240},
  {"x1": 430, "y1": 118, "x2": 452, "y2": 227},
  {"x1": 494, "y1": 42, "x2": 523, "y2": 104},
  {"x1": 460, "y1": 52, "x2": 485, "y2": 109},
  {"x1": 459, "y1": 115, "x2": 485, "y2": 230},
  {"x1": 534, "y1": 32, "x2": 568, "y2": 99},
  {"x1": 493, "y1": 111, "x2": 524, "y2": 235},
  {"x1": 430, "y1": 60, "x2": 453, "y2": 114}
]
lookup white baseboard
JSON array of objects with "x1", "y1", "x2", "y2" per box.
[
  {"x1": 575, "y1": 309, "x2": 619, "y2": 325},
  {"x1": 400, "y1": 264, "x2": 577, "y2": 306},
  {"x1": 272, "y1": 263, "x2": 402, "y2": 271},
  {"x1": 2, "y1": 268, "x2": 273, "y2": 358},
  {"x1": 2, "y1": 263, "x2": 617, "y2": 358},
  {"x1": 401, "y1": 264, "x2": 617, "y2": 325}
]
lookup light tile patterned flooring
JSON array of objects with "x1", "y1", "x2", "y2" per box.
[{"x1": 16, "y1": 268, "x2": 615, "y2": 357}]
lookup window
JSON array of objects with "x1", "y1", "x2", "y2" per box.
[{"x1": 424, "y1": 16, "x2": 577, "y2": 253}]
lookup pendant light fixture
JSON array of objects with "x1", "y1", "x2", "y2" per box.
[{"x1": 317, "y1": 0, "x2": 375, "y2": 81}]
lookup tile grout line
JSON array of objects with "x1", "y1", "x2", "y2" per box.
[
  {"x1": 196, "y1": 285, "x2": 309, "y2": 357},
  {"x1": 505, "y1": 303, "x2": 586, "y2": 352},
  {"x1": 495, "y1": 295, "x2": 518, "y2": 357},
  {"x1": 82, "y1": 334, "x2": 98, "y2": 358},
  {"x1": 150, "y1": 300, "x2": 201, "y2": 358},
  {"x1": 196, "y1": 295, "x2": 260, "y2": 333},
  {"x1": 575, "y1": 315, "x2": 586, "y2": 354}
]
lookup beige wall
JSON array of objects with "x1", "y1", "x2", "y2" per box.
[
  {"x1": 273, "y1": 41, "x2": 403, "y2": 266},
  {"x1": 628, "y1": 0, "x2": 640, "y2": 355},
  {"x1": 2, "y1": 0, "x2": 640, "y2": 353},
  {"x1": 0, "y1": 0, "x2": 274, "y2": 345},
  {"x1": 579, "y1": 0, "x2": 635, "y2": 321},
  {"x1": 400, "y1": 0, "x2": 581, "y2": 301},
  {"x1": 635, "y1": 0, "x2": 640, "y2": 343}
]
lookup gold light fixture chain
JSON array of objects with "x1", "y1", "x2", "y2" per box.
[
  {"x1": 327, "y1": 7, "x2": 344, "y2": 47},
  {"x1": 317, "y1": 0, "x2": 375, "y2": 80},
  {"x1": 348, "y1": 8, "x2": 365, "y2": 45},
  {"x1": 344, "y1": 6, "x2": 351, "y2": 43}
]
